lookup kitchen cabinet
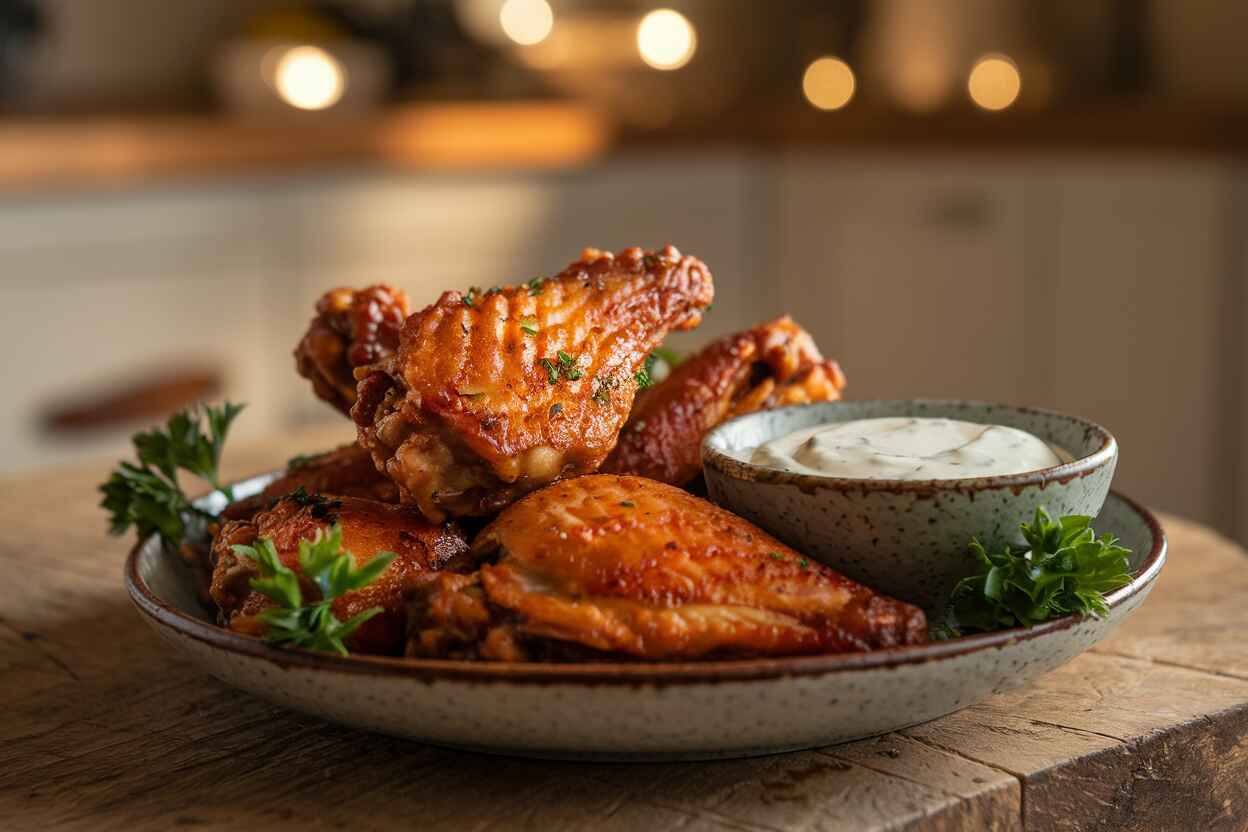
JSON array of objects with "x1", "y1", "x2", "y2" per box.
[
  {"x1": 1044, "y1": 160, "x2": 1234, "y2": 530},
  {"x1": 775, "y1": 154, "x2": 1235, "y2": 530},
  {"x1": 775, "y1": 156, "x2": 1040, "y2": 404},
  {"x1": 0, "y1": 185, "x2": 293, "y2": 472}
]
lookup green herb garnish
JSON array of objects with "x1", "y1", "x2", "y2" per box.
[
  {"x1": 619, "y1": 501, "x2": 635, "y2": 508},
  {"x1": 520, "y1": 318, "x2": 539, "y2": 336},
  {"x1": 941, "y1": 508, "x2": 1133, "y2": 636},
  {"x1": 556, "y1": 351, "x2": 583, "y2": 380},
  {"x1": 100, "y1": 402, "x2": 245, "y2": 551},
  {"x1": 540, "y1": 358, "x2": 560, "y2": 384},
  {"x1": 526, "y1": 276, "x2": 545, "y2": 296},
  {"x1": 651, "y1": 346, "x2": 684, "y2": 368},
  {"x1": 634, "y1": 353, "x2": 658, "y2": 389},
  {"x1": 463, "y1": 286, "x2": 481, "y2": 307},
  {"x1": 233, "y1": 524, "x2": 395, "y2": 656}
]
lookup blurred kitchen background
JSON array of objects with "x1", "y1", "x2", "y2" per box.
[{"x1": 2, "y1": 0, "x2": 1246, "y2": 538}]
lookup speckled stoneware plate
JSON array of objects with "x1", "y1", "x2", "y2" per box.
[{"x1": 125, "y1": 473, "x2": 1164, "y2": 761}]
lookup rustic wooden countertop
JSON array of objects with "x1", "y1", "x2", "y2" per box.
[{"x1": 2, "y1": 429, "x2": 1247, "y2": 831}]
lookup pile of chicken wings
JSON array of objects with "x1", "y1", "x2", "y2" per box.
[{"x1": 210, "y1": 246, "x2": 927, "y2": 660}]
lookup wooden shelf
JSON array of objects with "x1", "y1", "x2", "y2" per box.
[
  {"x1": 0, "y1": 101, "x2": 613, "y2": 192},
  {"x1": 3, "y1": 101, "x2": 1248, "y2": 193}
]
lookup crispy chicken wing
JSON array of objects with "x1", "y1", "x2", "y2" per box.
[
  {"x1": 220, "y1": 443, "x2": 399, "y2": 521},
  {"x1": 295, "y1": 285, "x2": 410, "y2": 414},
  {"x1": 602, "y1": 317, "x2": 846, "y2": 486},
  {"x1": 407, "y1": 475, "x2": 926, "y2": 661},
  {"x1": 211, "y1": 492, "x2": 470, "y2": 655},
  {"x1": 353, "y1": 246, "x2": 714, "y2": 523}
]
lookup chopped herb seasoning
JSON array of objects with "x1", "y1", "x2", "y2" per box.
[
  {"x1": 619, "y1": 501, "x2": 635, "y2": 508},
  {"x1": 485, "y1": 286, "x2": 502, "y2": 296},
  {"x1": 541, "y1": 352, "x2": 583, "y2": 383},
  {"x1": 768, "y1": 551, "x2": 783, "y2": 561},
  {"x1": 526, "y1": 276, "x2": 545, "y2": 296},
  {"x1": 592, "y1": 374, "x2": 620, "y2": 404},
  {"x1": 549, "y1": 403, "x2": 562, "y2": 417},
  {"x1": 634, "y1": 353, "x2": 659, "y2": 389},
  {"x1": 310, "y1": 497, "x2": 344, "y2": 523},
  {"x1": 798, "y1": 558, "x2": 810, "y2": 569},
  {"x1": 520, "y1": 319, "x2": 539, "y2": 336},
  {"x1": 289, "y1": 486, "x2": 315, "y2": 506},
  {"x1": 463, "y1": 286, "x2": 481, "y2": 307}
]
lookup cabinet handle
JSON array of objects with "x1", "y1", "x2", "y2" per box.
[
  {"x1": 918, "y1": 193, "x2": 994, "y2": 231},
  {"x1": 41, "y1": 366, "x2": 223, "y2": 435}
]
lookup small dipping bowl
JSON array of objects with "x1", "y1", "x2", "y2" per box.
[{"x1": 702, "y1": 400, "x2": 1118, "y2": 613}]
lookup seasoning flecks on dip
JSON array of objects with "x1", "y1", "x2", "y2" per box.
[{"x1": 747, "y1": 417, "x2": 1067, "y2": 480}]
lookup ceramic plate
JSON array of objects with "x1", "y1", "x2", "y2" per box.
[{"x1": 126, "y1": 474, "x2": 1165, "y2": 761}]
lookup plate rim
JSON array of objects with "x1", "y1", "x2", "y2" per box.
[{"x1": 124, "y1": 487, "x2": 1165, "y2": 686}]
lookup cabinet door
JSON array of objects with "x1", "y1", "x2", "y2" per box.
[
  {"x1": 776, "y1": 157, "x2": 1040, "y2": 404},
  {"x1": 0, "y1": 186, "x2": 289, "y2": 473},
  {"x1": 1047, "y1": 161, "x2": 1232, "y2": 529}
]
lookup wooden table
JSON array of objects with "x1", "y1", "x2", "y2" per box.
[{"x1": 3, "y1": 432, "x2": 1247, "y2": 831}]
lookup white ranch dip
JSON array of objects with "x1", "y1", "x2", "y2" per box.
[{"x1": 748, "y1": 417, "x2": 1066, "y2": 480}]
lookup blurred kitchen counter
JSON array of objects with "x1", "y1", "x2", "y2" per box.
[
  {"x1": 0, "y1": 101, "x2": 613, "y2": 191},
  {"x1": 6, "y1": 103, "x2": 1248, "y2": 191}
]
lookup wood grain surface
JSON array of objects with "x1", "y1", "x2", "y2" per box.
[{"x1": 1, "y1": 428, "x2": 1246, "y2": 832}]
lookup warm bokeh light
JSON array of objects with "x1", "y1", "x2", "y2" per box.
[
  {"x1": 968, "y1": 54, "x2": 1021, "y2": 112},
  {"x1": 636, "y1": 9, "x2": 697, "y2": 71},
  {"x1": 802, "y1": 57, "x2": 855, "y2": 111},
  {"x1": 274, "y1": 46, "x2": 345, "y2": 111},
  {"x1": 499, "y1": 0, "x2": 553, "y2": 46}
]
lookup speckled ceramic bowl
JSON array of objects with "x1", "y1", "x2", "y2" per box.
[
  {"x1": 703, "y1": 400, "x2": 1118, "y2": 613},
  {"x1": 125, "y1": 471, "x2": 1159, "y2": 761}
]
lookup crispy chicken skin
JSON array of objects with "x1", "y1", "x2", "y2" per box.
[
  {"x1": 353, "y1": 246, "x2": 714, "y2": 523},
  {"x1": 602, "y1": 317, "x2": 846, "y2": 486},
  {"x1": 407, "y1": 475, "x2": 926, "y2": 661},
  {"x1": 295, "y1": 285, "x2": 410, "y2": 414},
  {"x1": 211, "y1": 493, "x2": 470, "y2": 655},
  {"x1": 220, "y1": 443, "x2": 399, "y2": 521}
]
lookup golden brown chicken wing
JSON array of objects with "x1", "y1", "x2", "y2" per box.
[
  {"x1": 601, "y1": 317, "x2": 846, "y2": 486},
  {"x1": 220, "y1": 443, "x2": 399, "y2": 521},
  {"x1": 211, "y1": 492, "x2": 470, "y2": 655},
  {"x1": 295, "y1": 284, "x2": 410, "y2": 414},
  {"x1": 407, "y1": 475, "x2": 926, "y2": 661},
  {"x1": 353, "y1": 246, "x2": 714, "y2": 523}
]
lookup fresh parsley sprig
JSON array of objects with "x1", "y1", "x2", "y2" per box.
[
  {"x1": 234, "y1": 524, "x2": 396, "y2": 656},
  {"x1": 941, "y1": 507, "x2": 1133, "y2": 636},
  {"x1": 100, "y1": 402, "x2": 245, "y2": 551}
]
